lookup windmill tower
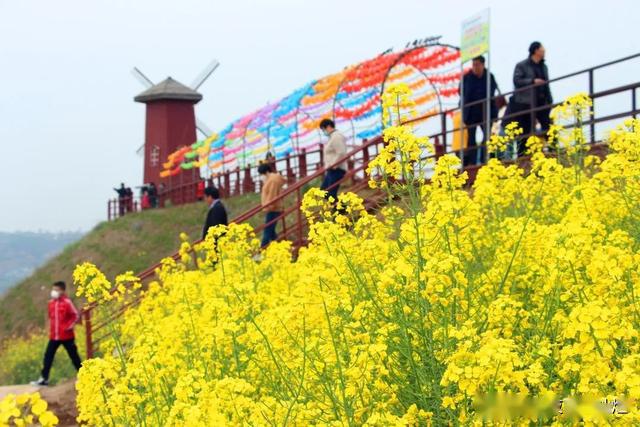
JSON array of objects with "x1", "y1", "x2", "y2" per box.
[{"x1": 132, "y1": 61, "x2": 219, "y2": 185}]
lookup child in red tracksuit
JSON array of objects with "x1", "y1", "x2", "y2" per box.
[{"x1": 31, "y1": 281, "x2": 82, "y2": 386}]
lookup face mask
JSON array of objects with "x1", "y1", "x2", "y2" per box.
[
  {"x1": 321, "y1": 130, "x2": 329, "y2": 137},
  {"x1": 50, "y1": 290, "x2": 61, "y2": 299}
]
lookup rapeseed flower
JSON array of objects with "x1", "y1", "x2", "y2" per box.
[{"x1": 72, "y1": 94, "x2": 640, "y2": 425}]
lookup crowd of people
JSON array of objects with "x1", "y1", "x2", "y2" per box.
[
  {"x1": 113, "y1": 182, "x2": 159, "y2": 216},
  {"x1": 460, "y1": 41, "x2": 554, "y2": 165}
]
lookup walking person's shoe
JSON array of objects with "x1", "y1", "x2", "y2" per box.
[{"x1": 29, "y1": 377, "x2": 48, "y2": 386}]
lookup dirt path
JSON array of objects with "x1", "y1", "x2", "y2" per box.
[
  {"x1": 0, "y1": 384, "x2": 40, "y2": 398},
  {"x1": 0, "y1": 380, "x2": 78, "y2": 426}
]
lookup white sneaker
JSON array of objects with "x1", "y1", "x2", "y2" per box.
[{"x1": 30, "y1": 377, "x2": 48, "y2": 386}]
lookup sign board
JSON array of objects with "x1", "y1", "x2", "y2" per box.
[{"x1": 460, "y1": 9, "x2": 490, "y2": 63}]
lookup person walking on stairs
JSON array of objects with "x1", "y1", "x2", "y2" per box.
[
  {"x1": 319, "y1": 118, "x2": 348, "y2": 201},
  {"x1": 202, "y1": 186, "x2": 228, "y2": 239},
  {"x1": 31, "y1": 281, "x2": 82, "y2": 386},
  {"x1": 460, "y1": 55, "x2": 499, "y2": 166},
  {"x1": 506, "y1": 41, "x2": 554, "y2": 155},
  {"x1": 258, "y1": 163, "x2": 286, "y2": 247}
]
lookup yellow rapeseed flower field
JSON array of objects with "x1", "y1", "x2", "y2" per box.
[{"x1": 73, "y1": 87, "x2": 640, "y2": 425}]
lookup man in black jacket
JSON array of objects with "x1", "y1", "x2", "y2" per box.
[
  {"x1": 202, "y1": 186, "x2": 228, "y2": 239},
  {"x1": 460, "y1": 55, "x2": 498, "y2": 166},
  {"x1": 113, "y1": 183, "x2": 127, "y2": 217},
  {"x1": 508, "y1": 41, "x2": 553, "y2": 145}
]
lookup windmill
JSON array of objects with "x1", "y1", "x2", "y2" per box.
[
  {"x1": 132, "y1": 60, "x2": 220, "y2": 156},
  {"x1": 132, "y1": 60, "x2": 220, "y2": 185}
]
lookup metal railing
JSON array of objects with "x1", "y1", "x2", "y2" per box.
[{"x1": 428, "y1": 52, "x2": 640, "y2": 164}]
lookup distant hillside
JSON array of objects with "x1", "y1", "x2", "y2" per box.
[
  {"x1": 0, "y1": 193, "x2": 260, "y2": 343},
  {"x1": 0, "y1": 232, "x2": 84, "y2": 294}
]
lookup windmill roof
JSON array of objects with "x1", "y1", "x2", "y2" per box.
[{"x1": 134, "y1": 77, "x2": 203, "y2": 103}]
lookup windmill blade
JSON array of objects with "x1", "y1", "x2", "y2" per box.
[
  {"x1": 190, "y1": 59, "x2": 220, "y2": 91},
  {"x1": 196, "y1": 118, "x2": 214, "y2": 137},
  {"x1": 131, "y1": 67, "x2": 154, "y2": 88}
]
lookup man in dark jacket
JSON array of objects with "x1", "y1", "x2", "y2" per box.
[
  {"x1": 460, "y1": 55, "x2": 498, "y2": 166},
  {"x1": 148, "y1": 182, "x2": 158, "y2": 208},
  {"x1": 202, "y1": 186, "x2": 228, "y2": 239},
  {"x1": 114, "y1": 183, "x2": 127, "y2": 216},
  {"x1": 508, "y1": 41, "x2": 553, "y2": 145},
  {"x1": 125, "y1": 187, "x2": 134, "y2": 213}
]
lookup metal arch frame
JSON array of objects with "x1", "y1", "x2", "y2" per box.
[
  {"x1": 331, "y1": 59, "x2": 388, "y2": 142},
  {"x1": 380, "y1": 43, "x2": 460, "y2": 128},
  {"x1": 241, "y1": 113, "x2": 261, "y2": 169},
  {"x1": 291, "y1": 83, "x2": 317, "y2": 154},
  {"x1": 296, "y1": 108, "x2": 324, "y2": 149},
  {"x1": 267, "y1": 84, "x2": 315, "y2": 157},
  {"x1": 331, "y1": 65, "x2": 361, "y2": 121},
  {"x1": 403, "y1": 63, "x2": 444, "y2": 114},
  {"x1": 242, "y1": 103, "x2": 279, "y2": 167},
  {"x1": 213, "y1": 43, "x2": 462, "y2": 174}
]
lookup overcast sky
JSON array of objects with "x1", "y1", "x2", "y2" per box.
[{"x1": 1, "y1": 0, "x2": 638, "y2": 232}]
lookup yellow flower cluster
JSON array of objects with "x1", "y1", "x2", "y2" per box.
[
  {"x1": 74, "y1": 262, "x2": 141, "y2": 304},
  {"x1": 368, "y1": 83, "x2": 433, "y2": 192},
  {"x1": 73, "y1": 262, "x2": 112, "y2": 303},
  {"x1": 548, "y1": 92, "x2": 593, "y2": 159},
  {"x1": 73, "y1": 104, "x2": 640, "y2": 424},
  {"x1": 0, "y1": 393, "x2": 58, "y2": 427},
  {"x1": 380, "y1": 82, "x2": 417, "y2": 127},
  {"x1": 487, "y1": 122, "x2": 523, "y2": 154}
]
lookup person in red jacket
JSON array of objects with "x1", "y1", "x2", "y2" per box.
[
  {"x1": 196, "y1": 180, "x2": 205, "y2": 201},
  {"x1": 31, "y1": 281, "x2": 82, "y2": 386}
]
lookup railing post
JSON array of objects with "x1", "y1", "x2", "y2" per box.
[
  {"x1": 215, "y1": 174, "x2": 222, "y2": 196},
  {"x1": 434, "y1": 135, "x2": 444, "y2": 158},
  {"x1": 235, "y1": 167, "x2": 241, "y2": 196},
  {"x1": 634, "y1": 88, "x2": 638, "y2": 119},
  {"x1": 441, "y1": 112, "x2": 447, "y2": 151},
  {"x1": 298, "y1": 149, "x2": 307, "y2": 179},
  {"x1": 529, "y1": 89, "x2": 536, "y2": 140},
  {"x1": 84, "y1": 310, "x2": 93, "y2": 359},
  {"x1": 362, "y1": 145, "x2": 370, "y2": 166},
  {"x1": 319, "y1": 148, "x2": 324, "y2": 168},
  {"x1": 243, "y1": 164, "x2": 253, "y2": 194},
  {"x1": 296, "y1": 187, "x2": 303, "y2": 248},
  {"x1": 589, "y1": 69, "x2": 595, "y2": 144},
  {"x1": 347, "y1": 158, "x2": 355, "y2": 185},
  {"x1": 224, "y1": 172, "x2": 230, "y2": 198},
  {"x1": 286, "y1": 157, "x2": 295, "y2": 184},
  {"x1": 281, "y1": 215, "x2": 287, "y2": 241}
]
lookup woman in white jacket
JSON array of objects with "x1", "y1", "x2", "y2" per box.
[{"x1": 319, "y1": 118, "x2": 347, "y2": 201}]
